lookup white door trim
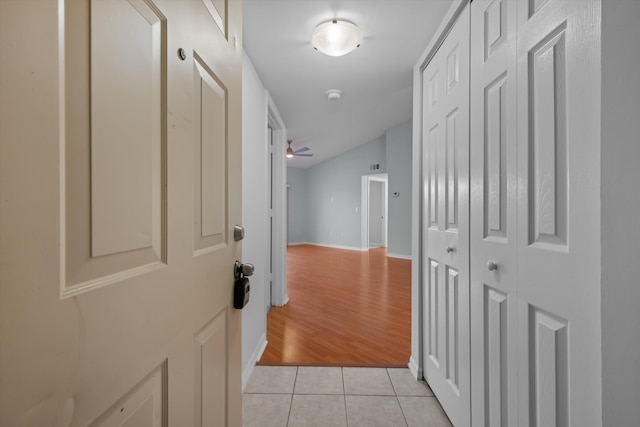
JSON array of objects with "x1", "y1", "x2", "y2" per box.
[
  {"x1": 410, "y1": 0, "x2": 470, "y2": 380},
  {"x1": 267, "y1": 92, "x2": 289, "y2": 306}
]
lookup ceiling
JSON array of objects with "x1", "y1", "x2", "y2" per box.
[{"x1": 242, "y1": 0, "x2": 454, "y2": 168}]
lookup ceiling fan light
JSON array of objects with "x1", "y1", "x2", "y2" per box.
[
  {"x1": 286, "y1": 147, "x2": 294, "y2": 158},
  {"x1": 311, "y1": 19, "x2": 362, "y2": 57}
]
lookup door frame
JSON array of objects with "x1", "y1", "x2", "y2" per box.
[
  {"x1": 360, "y1": 174, "x2": 388, "y2": 250},
  {"x1": 410, "y1": 0, "x2": 470, "y2": 379},
  {"x1": 267, "y1": 93, "x2": 289, "y2": 306}
]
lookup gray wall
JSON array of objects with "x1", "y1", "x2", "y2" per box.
[
  {"x1": 385, "y1": 120, "x2": 413, "y2": 257},
  {"x1": 602, "y1": 1, "x2": 640, "y2": 424},
  {"x1": 287, "y1": 167, "x2": 308, "y2": 244},
  {"x1": 287, "y1": 122, "x2": 413, "y2": 253},
  {"x1": 306, "y1": 136, "x2": 387, "y2": 249},
  {"x1": 241, "y1": 52, "x2": 268, "y2": 383}
]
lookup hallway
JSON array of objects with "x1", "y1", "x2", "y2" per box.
[{"x1": 259, "y1": 245, "x2": 411, "y2": 366}]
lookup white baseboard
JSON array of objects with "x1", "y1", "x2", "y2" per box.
[
  {"x1": 387, "y1": 253, "x2": 412, "y2": 260},
  {"x1": 242, "y1": 333, "x2": 268, "y2": 391},
  {"x1": 287, "y1": 242, "x2": 309, "y2": 246},
  {"x1": 408, "y1": 356, "x2": 422, "y2": 380},
  {"x1": 306, "y1": 242, "x2": 367, "y2": 252}
]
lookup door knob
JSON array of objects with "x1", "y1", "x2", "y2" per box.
[
  {"x1": 487, "y1": 261, "x2": 498, "y2": 271},
  {"x1": 235, "y1": 261, "x2": 254, "y2": 278},
  {"x1": 446, "y1": 246, "x2": 455, "y2": 253}
]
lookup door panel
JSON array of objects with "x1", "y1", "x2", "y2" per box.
[
  {"x1": 517, "y1": 0, "x2": 600, "y2": 425},
  {"x1": 0, "y1": 0, "x2": 243, "y2": 425},
  {"x1": 90, "y1": 0, "x2": 163, "y2": 259},
  {"x1": 193, "y1": 55, "x2": 228, "y2": 253},
  {"x1": 422, "y1": 4, "x2": 470, "y2": 426},
  {"x1": 63, "y1": 0, "x2": 167, "y2": 295},
  {"x1": 470, "y1": 0, "x2": 519, "y2": 426}
]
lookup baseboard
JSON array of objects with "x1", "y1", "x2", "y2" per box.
[
  {"x1": 408, "y1": 356, "x2": 422, "y2": 380},
  {"x1": 305, "y1": 242, "x2": 367, "y2": 252},
  {"x1": 242, "y1": 333, "x2": 268, "y2": 391},
  {"x1": 387, "y1": 253, "x2": 412, "y2": 260},
  {"x1": 287, "y1": 242, "x2": 309, "y2": 246}
]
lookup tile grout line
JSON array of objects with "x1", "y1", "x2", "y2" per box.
[
  {"x1": 342, "y1": 367, "x2": 349, "y2": 427},
  {"x1": 386, "y1": 368, "x2": 410, "y2": 427},
  {"x1": 285, "y1": 366, "x2": 298, "y2": 427}
]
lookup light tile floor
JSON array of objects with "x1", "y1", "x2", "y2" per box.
[{"x1": 243, "y1": 366, "x2": 453, "y2": 427}]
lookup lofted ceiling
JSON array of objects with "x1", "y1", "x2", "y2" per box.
[{"x1": 242, "y1": 0, "x2": 454, "y2": 168}]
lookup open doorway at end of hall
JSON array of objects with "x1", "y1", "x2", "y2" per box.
[{"x1": 361, "y1": 173, "x2": 388, "y2": 251}]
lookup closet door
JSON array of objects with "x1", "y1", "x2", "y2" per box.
[
  {"x1": 516, "y1": 0, "x2": 601, "y2": 425},
  {"x1": 421, "y1": 4, "x2": 470, "y2": 426},
  {"x1": 470, "y1": 0, "x2": 519, "y2": 426}
]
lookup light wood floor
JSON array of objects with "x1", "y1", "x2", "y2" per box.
[{"x1": 259, "y1": 244, "x2": 411, "y2": 367}]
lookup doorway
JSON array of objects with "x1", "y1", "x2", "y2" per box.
[{"x1": 361, "y1": 174, "x2": 389, "y2": 250}]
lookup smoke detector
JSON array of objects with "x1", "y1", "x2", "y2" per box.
[{"x1": 326, "y1": 89, "x2": 342, "y2": 101}]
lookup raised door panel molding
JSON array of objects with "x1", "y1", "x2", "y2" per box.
[
  {"x1": 89, "y1": 360, "x2": 168, "y2": 427},
  {"x1": 201, "y1": 0, "x2": 227, "y2": 38},
  {"x1": 61, "y1": 0, "x2": 167, "y2": 297},
  {"x1": 529, "y1": 0, "x2": 550, "y2": 19},
  {"x1": 426, "y1": 124, "x2": 440, "y2": 229},
  {"x1": 194, "y1": 309, "x2": 228, "y2": 427},
  {"x1": 445, "y1": 267, "x2": 459, "y2": 393},
  {"x1": 528, "y1": 306, "x2": 568, "y2": 427},
  {"x1": 90, "y1": 0, "x2": 163, "y2": 258},
  {"x1": 427, "y1": 69, "x2": 440, "y2": 113},
  {"x1": 193, "y1": 53, "x2": 228, "y2": 255},
  {"x1": 447, "y1": 44, "x2": 461, "y2": 94},
  {"x1": 484, "y1": 73, "x2": 508, "y2": 241},
  {"x1": 428, "y1": 259, "x2": 440, "y2": 367},
  {"x1": 484, "y1": 287, "x2": 508, "y2": 427},
  {"x1": 528, "y1": 24, "x2": 567, "y2": 249},
  {"x1": 446, "y1": 109, "x2": 459, "y2": 231},
  {"x1": 484, "y1": 0, "x2": 507, "y2": 61}
]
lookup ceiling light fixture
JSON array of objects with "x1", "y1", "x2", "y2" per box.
[
  {"x1": 311, "y1": 19, "x2": 362, "y2": 57},
  {"x1": 326, "y1": 89, "x2": 342, "y2": 101}
]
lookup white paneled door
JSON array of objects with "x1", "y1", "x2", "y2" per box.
[
  {"x1": 421, "y1": 4, "x2": 470, "y2": 426},
  {"x1": 515, "y1": 0, "x2": 601, "y2": 425},
  {"x1": 468, "y1": 0, "x2": 602, "y2": 426},
  {"x1": 0, "y1": 0, "x2": 243, "y2": 425},
  {"x1": 470, "y1": 0, "x2": 519, "y2": 425}
]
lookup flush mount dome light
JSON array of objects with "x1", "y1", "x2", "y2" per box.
[{"x1": 311, "y1": 19, "x2": 362, "y2": 57}]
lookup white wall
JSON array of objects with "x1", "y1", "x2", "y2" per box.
[
  {"x1": 241, "y1": 52, "x2": 268, "y2": 387},
  {"x1": 305, "y1": 136, "x2": 387, "y2": 250},
  {"x1": 287, "y1": 167, "x2": 309, "y2": 244},
  {"x1": 385, "y1": 120, "x2": 413, "y2": 258},
  {"x1": 601, "y1": 1, "x2": 640, "y2": 424}
]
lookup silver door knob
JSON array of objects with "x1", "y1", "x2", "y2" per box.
[
  {"x1": 446, "y1": 246, "x2": 455, "y2": 253},
  {"x1": 487, "y1": 261, "x2": 498, "y2": 271},
  {"x1": 235, "y1": 261, "x2": 254, "y2": 278}
]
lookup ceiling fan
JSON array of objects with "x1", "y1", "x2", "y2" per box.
[{"x1": 286, "y1": 140, "x2": 314, "y2": 158}]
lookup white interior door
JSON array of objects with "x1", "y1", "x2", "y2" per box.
[
  {"x1": 515, "y1": 0, "x2": 601, "y2": 425},
  {"x1": 421, "y1": 4, "x2": 471, "y2": 426},
  {"x1": 0, "y1": 0, "x2": 243, "y2": 425},
  {"x1": 469, "y1": 0, "x2": 519, "y2": 425},
  {"x1": 369, "y1": 180, "x2": 384, "y2": 247}
]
